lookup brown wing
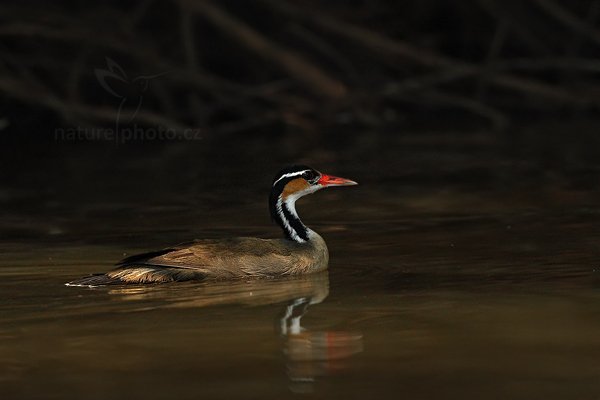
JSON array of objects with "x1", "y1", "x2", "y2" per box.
[{"x1": 117, "y1": 237, "x2": 310, "y2": 279}]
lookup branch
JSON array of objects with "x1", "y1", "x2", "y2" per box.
[
  {"x1": 260, "y1": 0, "x2": 597, "y2": 107},
  {"x1": 0, "y1": 76, "x2": 190, "y2": 131},
  {"x1": 179, "y1": 0, "x2": 347, "y2": 99},
  {"x1": 531, "y1": 0, "x2": 600, "y2": 47}
]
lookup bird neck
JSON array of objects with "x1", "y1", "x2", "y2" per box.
[{"x1": 270, "y1": 194, "x2": 312, "y2": 243}]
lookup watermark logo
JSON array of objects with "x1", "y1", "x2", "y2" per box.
[
  {"x1": 54, "y1": 124, "x2": 203, "y2": 144},
  {"x1": 54, "y1": 58, "x2": 202, "y2": 144},
  {"x1": 94, "y1": 57, "x2": 167, "y2": 128}
]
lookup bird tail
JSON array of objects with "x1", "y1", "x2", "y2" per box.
[
  {"x1": 66, "y1": 265, "x2": 206, "y2": 287},
  {"x1": 65, "y1": 274, "x2": 121, "y2": 287}
]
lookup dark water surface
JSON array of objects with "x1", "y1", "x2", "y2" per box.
[
  {"x1": 2, "y1": 204, "x2": 600, "y2": 399},
  {"x1": 2, "y1": 132, "x2": 600, "y2": 399}
]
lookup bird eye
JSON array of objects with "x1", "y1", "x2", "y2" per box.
[{"x1": 302, "y1": 170, "x2": 319, "y2": 183}]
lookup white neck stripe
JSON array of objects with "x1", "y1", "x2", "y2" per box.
[
  {"x1": 272, "y1": 170, "x2": 310, "y2": 187},
  {"x1": 276, "y1": 196, "x2": 306, "y2": 243}
]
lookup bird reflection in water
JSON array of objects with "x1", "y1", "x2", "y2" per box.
[
  {"x1": 279, "y1": 292, "x2": 363, "y2": 393},
  {"x1": 106, "y1": 271, "x2": 362, "y2": 391}
]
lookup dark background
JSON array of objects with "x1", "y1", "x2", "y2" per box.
[
  {"x1": 0, "y1": 0, "x2": 599, "y2": 244},
  {"x1": 2, "y1": 4, "x2": 600, "y2": 398}
]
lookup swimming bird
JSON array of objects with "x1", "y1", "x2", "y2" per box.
[{"x1": 66, "y1": 165, "x2": 357, "y2": 286}]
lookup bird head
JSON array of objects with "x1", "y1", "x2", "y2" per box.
[{"x1": 269, "y1": 165, "x2": 357, "y2": 242}]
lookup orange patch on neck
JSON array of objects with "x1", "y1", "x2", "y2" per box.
[{"x1": 282, "y1": 178, "x2": 309, "y2": 200}]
